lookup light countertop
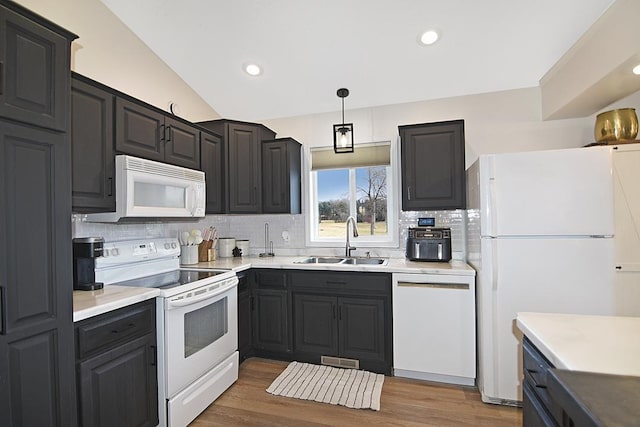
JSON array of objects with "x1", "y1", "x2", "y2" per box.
[
  {"x1": 188, "y1": 256, "x2": 476, "y2": 276},
  {"x1": 73, "y1": 285, "x2": 159, "y2": 322},
  {"x1": 516, "y1": 312, "x2": 640, "y2": 377},
  {"x1": 74, "y1": 256, "x2": 475, "y2": 322}
]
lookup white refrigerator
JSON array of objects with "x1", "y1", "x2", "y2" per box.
[{"x1": 466, "y1": 146, "x2": 623, "y2": 405}]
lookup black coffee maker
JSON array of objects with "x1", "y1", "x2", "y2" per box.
[{"x1": 73, "y1": 237, "x2": 105, "y2": 291}]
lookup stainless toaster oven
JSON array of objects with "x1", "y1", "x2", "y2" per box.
[{"x1": 406, "y1": 227, "x2": 452, "y2": 262}]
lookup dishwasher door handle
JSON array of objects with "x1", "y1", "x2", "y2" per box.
[{"x1": 397, "y1": 282, "x2": 469, "y2": 290}]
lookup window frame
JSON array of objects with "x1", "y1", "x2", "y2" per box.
[{"x1": 304, "y1": 141, "x2": 399, "y2": 249}]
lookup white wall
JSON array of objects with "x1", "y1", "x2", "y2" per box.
[
  {"x1": 263, "y1": 87, "x2": 640, "y2": 167},
  {"x1": 14, "y1": 0, "x2": 220, "y2": 122}
]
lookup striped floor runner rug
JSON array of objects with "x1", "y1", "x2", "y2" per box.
[{"x1": 266, "y1": 361, "x2": 385, "y2": 411}]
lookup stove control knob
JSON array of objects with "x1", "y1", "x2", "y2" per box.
[
  {"x1": 171, "y1": 242, "x2": 177, "y2": 249},
  {"x1": 103, "y1": 249, "x2": 110, "y2": 257},
  {"x1": 164, "y1": 243, "x2": 171, "y2": 250},
  {"x1": 111, "y1": 248, "x2": 119, "y2": 256}
]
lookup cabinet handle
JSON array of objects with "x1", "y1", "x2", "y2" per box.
[
  {"x1": 407, "y1": 186, "x2": 412, "y2": 201},
  {"x1": 0, "y1": 286, "x2": 5, "y2": 335},
  {"x1": 167, "y1": 126, "x2": 172, "y2": 142},
  {"x1": 150, "y1": 345, "x2": 157, "y2": 366},
  {"x1": 332, "y1": 304, "x2": 336, "y2": 319},
  {"x1": 111, "y1": 322, "x2": 135, "y2": 335},
  {"x1": 160, "y1": 124, "x2": 165, "y2": 142},
  {"x1": 326, "y1": 281, "x2": 346, "y2": 286},
  {"x1": 107, "y1": 177, "x2": 113, "y2": 197},
  {"x1": 250, "y1": 296, "x2": 255, "y2": 311},
  {"x1": 0, "y1": 61, "x2": 4, "y2": 96}
]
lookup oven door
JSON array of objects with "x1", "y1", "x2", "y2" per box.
[{"x1": 164, "y1": 277, "x2": 238, "y2": 397}]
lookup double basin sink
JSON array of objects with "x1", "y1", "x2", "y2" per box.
[{"x1": 294, "y1": 256, "x2": 387, "y2": 266}]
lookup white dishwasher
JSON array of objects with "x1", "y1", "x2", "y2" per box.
[{"x1": 392, "y1": 272, "x2": 476, "y2": 386}]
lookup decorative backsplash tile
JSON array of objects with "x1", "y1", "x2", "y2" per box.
[{"x1": 73, "y1": 209, "x2": 467, "y2": 259}]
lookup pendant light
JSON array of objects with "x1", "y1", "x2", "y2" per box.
[{"x1": 333, "y1": 88, "x2": 354, "y2": 153}]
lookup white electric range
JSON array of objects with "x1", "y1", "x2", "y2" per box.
[{"x1": 95, "y1": 237, "x2": 238, "y2": 427}]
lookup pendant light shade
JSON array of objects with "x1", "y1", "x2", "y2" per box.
[{"x1": 333, "y1": 88, "x2": 354, "y2": 153}]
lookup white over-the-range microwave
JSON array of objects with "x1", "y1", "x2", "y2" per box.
[{"x1": 86, "y1": 155, "x2": 206, "y2": 222}]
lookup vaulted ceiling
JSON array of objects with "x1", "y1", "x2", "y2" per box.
[{"x1": 100, "y1": 0, "x2": 615, "y2": 122}]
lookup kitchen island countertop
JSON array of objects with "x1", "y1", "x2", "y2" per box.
[{"x1": 516, "y1": 311, "x2": 640, "y2": 376}]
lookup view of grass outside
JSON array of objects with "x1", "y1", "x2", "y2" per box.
[{"x1": 316, "y1": 166, "x2": 388, "y2": 238}]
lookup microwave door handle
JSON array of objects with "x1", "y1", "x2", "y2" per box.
[{"x1": 186, "y1": 187, "x2": 196, "y2": 215}]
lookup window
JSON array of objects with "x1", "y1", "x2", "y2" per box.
[{"x1": 307, "y1": 142, "x2": 397, "y2": 247}]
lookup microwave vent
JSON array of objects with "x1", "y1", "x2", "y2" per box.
[{"x1": 123, "y1": 156, "x2": 204, "y2": 181}]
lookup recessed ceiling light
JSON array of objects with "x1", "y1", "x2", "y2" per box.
[
  {"x1": 633, "y1": 64, "x2": 640, "y2": 75},
  {"x1": 244, "y1": 63, "x2": 262, "y2": 76},
  {"x1": 419, "y1": 30, "x2": 439, "y2": 46}
]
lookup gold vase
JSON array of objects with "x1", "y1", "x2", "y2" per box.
[{"x1": 594, "y1": 108, "x2": 638, "y2": 143}]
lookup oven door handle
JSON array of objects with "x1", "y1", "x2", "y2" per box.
[{"x1": 166, "y1": 282, "x2": 237, "y2": 309}]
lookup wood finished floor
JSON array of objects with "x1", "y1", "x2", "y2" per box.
[{"x1": 190, "y1": 358, "x2": 522, "y2": 426}]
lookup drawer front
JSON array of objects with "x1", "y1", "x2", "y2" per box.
[
  {"x1": 523, "y1": 338, "x2": 554, "y2": 414},
  {"x1": 289, "y1": 270, "x2": 390, "y2": 294},
  {"x1": 77, "y1": 300, "x2": 154, "y2": 359},
  {"x1": 255, "y1": 269, "x2": 287, "y2": 289}
]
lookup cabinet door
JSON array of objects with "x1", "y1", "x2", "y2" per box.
[
  {"x1": 201, "y1": 131, "x2": 225, "y2": 213},
  {"x1": 253, "y1": 289, "x2": 289, "y2": 352},
  {"x1": 237, "y1": 274, "x2": 252, "y2": 362},
  {"x1": 164, "y1": 116, "x2": 200, "y2": 169},
  {"x1": 400, "y1": 120, "x2": 465, "y2": 210},
  {"x1": 262, "y1": 138, "x2": 301, "y2": 214},
  {"x1": 338, "y1": 297, "x2": 386, "y2": 363},
  {"x1": 0, "y1": 122, "x2": 76, "y2": 426},
  {"x1": 78, "y1": 334, "x2": 158, "y2": 427},
  {"x1": 228, "y1": 123, "x2": 261, "y2": 213},
  {"x1": 0, "y1": 6, "x2": 68, "y2": 130},
  {"x1": 115, "y1": 97, "x2": 164, "y2": 161},
  {"x1": 71, "y1": 77, "x2": 115, "y2": 212},
  {"x1": 293, "y1": 294, "x2": 338, "y2": 356}
]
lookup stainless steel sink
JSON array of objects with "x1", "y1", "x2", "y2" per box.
[
  {"x1": 341, "y1": 257, "x2": 386, "y2": 265},
  {"x1": 294, "y1": 256, "x2": 345, "y2": 264},
  {"x1": 294, "y1": 256, "x2": 387, "y2": 266}
]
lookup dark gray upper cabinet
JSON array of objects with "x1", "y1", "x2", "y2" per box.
[
  {"x1": 0, "y1": 3, "x2": 77, "y2": 425},
  {"x1": 200, "y1": 131, "x2": 224, "y2": 214},
  {"x1": 198, "y1": 119, "x2": 276, "y2": 214},
  {"x1": 262, "y1": 138, "x2": 301, "y2": 214},
  {"x1": 0, "y1": 4, "x2": 69, "y2": 131},
  {"x1": 163, "y1": 115, "x2": 201, "y2": 170},
  {"x1": 115, "y1": 97, "x2": 201, "y2": 169},
  {"x1": 399, "y1": 120, "x2": 466, "y2": 210},
  {"x1": 71, "y1": 75, "x2": 115, "y2": 212},
  {"x1": 115, "y1": 97, "x2": 166, "y2": 162}
]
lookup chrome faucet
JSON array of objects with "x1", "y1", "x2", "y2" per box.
[{"x1": 345, "y1": 216, "x2": 359, "y2": 257}]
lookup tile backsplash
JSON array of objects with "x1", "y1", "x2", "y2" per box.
[{"x1": 73, "y1": 209, "x2": 466, "y2": 259}]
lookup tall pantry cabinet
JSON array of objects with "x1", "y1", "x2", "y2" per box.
[{"x1": 0, "y1": 1, "x2": 78, "y2": 426}]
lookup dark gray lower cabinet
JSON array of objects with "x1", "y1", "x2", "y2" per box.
[
  {"x1": 253, "y1": 288, "x2": 290, "y2": 353},
  {"x1": 293, "y1": 294, "x2": 338, "y2": 355},
  {"x1": 338, "y1": 297, "x2": 386, "y2": 363},
  {"x1": 75, "y1": 300, "x2": 158, "y2": 427},
  {"x1": 246, "y1": 269, "x2": 392, "y2": 374},
  {"x1": 290, "y1": 270, "x2": 392, "y2": 375},
  {"x1": 237, "y1": 272, "x2": 253, "y2": 362}
]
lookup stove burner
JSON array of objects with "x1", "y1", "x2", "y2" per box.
[{"x1": 113, "y1": 269, "x2": 229, "y2": 290}]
